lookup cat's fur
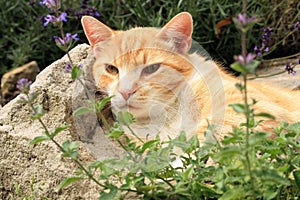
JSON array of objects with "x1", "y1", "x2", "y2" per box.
[{"x1": 81, "y1": 12, "x2": 300, "y2": 143}]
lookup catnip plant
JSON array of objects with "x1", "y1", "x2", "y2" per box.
[{"x1": 16, "y1": 0, "x2": 300, "y2": 199}]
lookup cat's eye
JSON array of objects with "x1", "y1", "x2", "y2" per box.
[
  {"x1": 105, "y1": 64, "x2": 119, "y2": 75},
  {"x1": 143, "y1": 64, "x2": 160, "y2": 75}
]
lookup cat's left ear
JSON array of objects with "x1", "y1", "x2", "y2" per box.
[
  {"x1": 81, "y1": 16, "x2": 116, "y2": 52},
  {"x1": 158, "y1": 12, "x2": 193, "y2": 54}
]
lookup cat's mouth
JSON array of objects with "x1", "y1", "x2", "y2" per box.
[{"x1": 118, "y1": 104, "x2": 141, "y2": 111}]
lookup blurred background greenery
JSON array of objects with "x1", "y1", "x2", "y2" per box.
[{"x1": 0, "y1": 0, "x2": 299, "y2": 77}]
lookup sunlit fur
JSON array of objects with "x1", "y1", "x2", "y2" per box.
[{"x1": 82, "y1": 12, "x2": 300, "y2": 143}]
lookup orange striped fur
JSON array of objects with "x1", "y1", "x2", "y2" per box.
[{"x1": 81, "y1": 12, "x2": 300, "y2": 143}]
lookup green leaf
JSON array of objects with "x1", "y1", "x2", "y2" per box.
[
  {"x1": 230, "y1": 62, "x2": 249, "y2": 75},
  {"x1": 263, "y1": 191, "x2": 278, "y2": 200},
  {"x1": 29, "y1": 135, "x2": 49, "y2": 145},
  {"x1": 73, "y1": 107, "x2": 92, "y2": 116},
  {"x1": 62, "y1": 140, "x2": 79, "y2": 159},
  {"x1": 245, "y1": 60, "x2": 260, "y2": 74},
  {"x1": 50, "y1": 125, "x2": 71, "y2": 139},
  {"x1": 285, "y1": 122, "x2": 300, "y2": 132},
  {"x1": 116, "y1": 111, "x2": 136, "y2": 126},
  {"x1": 31, "y1": 104, "x2": 45, "y2": 119},
  {"x1": 229, "y1": 103, "x2": 246, "y2": 113},
  {"x1": 99, "y1": 186, "x2": 118, "y2": 200},
  {"x1": 71, "y1": 65, "x2": 82, "y2": 80},
  {"x1": 107, "y1": 127, "x2": 124, "y2": 139},
  {"x1": 293, "y1": 170, "x2": 300, "y2": 191},
  {"x1": 182, "y1": 166, "x2": 194, "y2": 179},
  {"x1": 260, "y1": 169, "x2": 290, "y2": 185},
  {"x1": 219, "y1": 187, "x2": 245, "y2": 200},
  {"x1": 57, "y1": 176, "x2": 83, "y2": 191},
  {"x1": 95, "y1": 96, "x2": 114, "y2": 112},
  {"x1": 249, "y1": 132, "x2": 272, "y2": 145},
  {"x1": 141, "y1": 139, "x2": 158, "y2": 153},
  {"x1": 28, "y1": 92, "x2": 39, "y2": 103},
  {"x1": 235, "y1": 83, "x2": 244, "y2": 92},
  {"x1": 254, "y1": 112, "x2": 275, "y2": 120},
  {"x1": 214, "y1": 146, "x2": 241, "y2": 161}
]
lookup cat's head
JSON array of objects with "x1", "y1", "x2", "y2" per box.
[{"x1": 81, "y1": 12, "x2": 196, "y2": 123}]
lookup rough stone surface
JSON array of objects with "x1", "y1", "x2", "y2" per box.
[
  {"x1": 0, "y1": 44, "x2": 103, "y2": 199},
  {"x1": 1, "y1": 61, "x2": 40, "y2": 105},
  {"x1": 255, "y1": 60, "x2": 300, "y2": 90}
]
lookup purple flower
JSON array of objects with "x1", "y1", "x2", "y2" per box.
[
  {"x1": 236, "y1": 53, "x2": 256, "y2": 66},
  {"x1": 285, "y1": 63, "x2": 297, "y2": 76},
  {"x1": 66, "y1": 33, "x2": 80, "y2": 41},
  {"x1": 237, "y1": 13, "x2": 257, "y2": 25},
  {"x1": 43, "y1": 12, "x2": 67, "y2": 26},
  {"x1": 29, "y1": 0, "x2": 35, "y2": 6},
  {"x1": 76, "y1": 7, "x2": 101, "y2": 19},
  {"x1": 294, "y1": 16, "x2": 300, "y2": 31},
  {"x1": 75, "y1": 0, "x2": 100, "y2": 19},
  {"x1": 53, "y1": 33, "x2": 79, "y2": 49},
  {"x1": 59, "y1": 12, "x2": 67, "y2": 22},
  {"x1": 254, "y1": 27, "x2": 273, "y2": 57},
  {"x1": 80, "y1": 0, "x2": 88, "y2": 9},
  {"x1": 64, "y1": 63, "x2": 83, "y2": 73},
  {"x1": 40, "y1": 0, "x2": 60, "y2": 10},
  {"x1": 43, "y1": 14, "x2": 56, "y2": 26},
  {"x1": 16, "y1": 78, "x2": 32, "y2": 94},
  {"x1": 64, "y1": 63, "x2": 73, "y2": 73},
  {"x1": 296, "y1": 56, "x2": 300, "y2": 65}
]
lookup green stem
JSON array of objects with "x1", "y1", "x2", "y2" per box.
[
  {"x1": 116, "y1": 138, "x2": 137, "y2": 162},
  {"x1": 127, "y1": 125, "x2": 145, "y2": 144},
  {"x1": 241, "y1": 0, "x2": 255, "y2": 193},
  {"x1": 27, "y1": 95, "x2": 107, "y2": 189},
  {"x1": 156, "y1": 176, "x2": 175, "y2": 190},
  {"x1": 262, "y1": 51, "x2": 300, "y2": 63},
  {"x1": 97, "y1": 110, "x2": 111, "y2": 131},
  {"x1": 260, "y1": 29, "x2": 299, "y2": 58},
  {"x1": 247, "y1": 70, "x2": 287, "y2": 80}
]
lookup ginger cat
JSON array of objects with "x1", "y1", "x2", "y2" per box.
[{"x1": 81, "y1": 12, "x2": 300, "y2": 143}]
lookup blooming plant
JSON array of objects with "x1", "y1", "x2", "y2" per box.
[
  {"x1": 40, "y1": 0, "x2": 82, "y2": 73},
  {"x1": 16, "y1": 0, "x2": 300, "y2": 199}
]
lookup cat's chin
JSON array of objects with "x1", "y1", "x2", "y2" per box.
[{"x1": 113, "y1": 105, "x2": 148, "y2": 119}]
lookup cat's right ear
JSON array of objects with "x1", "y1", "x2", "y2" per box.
[{"x1": 81, "y1": 16, "x2": 115, "y2": 51}]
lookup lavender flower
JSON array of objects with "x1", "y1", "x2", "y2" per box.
[
  {"x1": 233, "y1": 13, "x2": 257, "y2": 33},
  {"x1": 294, "y1": 16, "x2": 300, "y2": 31},
  {"x1": 237, "y1": 13, "x2": 257, "y2": 25},
  {"x1": 64, "y1": 63, "x2": 83, "y2": 73},
  {"x1": 64, "y1": 63, "x2": 73, "y2": 73},
  {"x1": 285, "y1": 63, "x2": 297, "y2": 76},
  {"x1": 254, "y1": 27, "x2": 273, "y2": 57},
  {"x1": 76, "y1": 0, "x2": 101, "y2": 19},
  {"x1": 40, "y1": 0, "x2": 60, "y2": 10},
  {"x1": 80, "y1": 0, "x2": 88, "y2": 9},
  {"x1": 236, "y1": 53, "x2": 256, "y2": 66},
  {"x1": 29, "y1": 0, "x2": 35, "y2": 6},
  {"x1": 53, "y1": 33, "x2": 80, "y2": 50},
  {"x1": 16, "y1": 78, "x2": 32, "y2": 94},
  {"x1": 43, "y1": 12, "x2": 67, "y2": 26}
]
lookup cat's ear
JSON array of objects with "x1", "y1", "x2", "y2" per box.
[
  {"x1": 158, "y1": 12, "x2": 193, "y2": 54},
  {"x1": 81, "y1": 16, "x2": 115, "y2": 50}
]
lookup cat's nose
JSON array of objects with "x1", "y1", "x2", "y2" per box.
[{"x1": 119, "y1": 89, "x2": 136, "y2": 100}]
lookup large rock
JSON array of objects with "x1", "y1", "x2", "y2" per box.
[
  {"x1": 0, "y1": 44, "x2": 108, "y2": 199},
  {"x1": 1, "y1": 61, "x2": 40, "y2": 105},
  {"x1": 255, "y1": 59, "x2": 300, "y2": 90}
]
